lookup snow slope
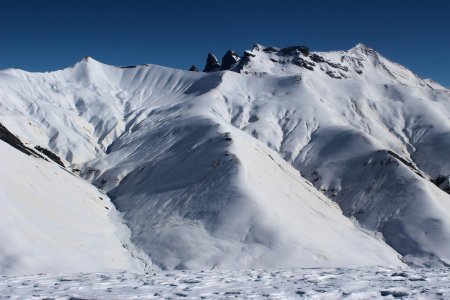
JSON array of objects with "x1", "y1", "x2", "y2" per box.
[
  {"x1": 1, "y1": 43, "x2": 450, "y2": 272},
  {"x1": 221, "y1": 45, "x2": 450, "y2": 266},
  {"x1": 103, "y1": 118, "x2": 402, "y2": 269},
  {"x1": 0, "y1": 141, "x2": 149, "y2": 275}
]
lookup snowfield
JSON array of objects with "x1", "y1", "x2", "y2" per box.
[
  {"x1": 1, "y1": 42, "x2": 450, "y2": 287},
  {"x1": 1, "y1": 267, "x2": 449, "y2": 299},
  {"x1": 0, "y1": 141, "x2": 150, "y2": 275}
]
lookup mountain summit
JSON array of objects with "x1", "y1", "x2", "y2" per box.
[{"x1": 1, "y1": 43, "x2": 450, "y2": 274}]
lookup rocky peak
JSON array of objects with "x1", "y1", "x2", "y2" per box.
[
  {"x1": 221, "y1": 50, "x2": 240, "y2": 70},
  {"x1": 203, "y1": 53, "x2": 221, "y2": 72},
  {"x1": 350, "y1": 43, "x2": 377, "y2": 57},
  {"x1": 188, "y1": 65, "x2": 199, "y2": 72},
  {"x1": 252, "y1": 43, "x2": 263, "y2": 51}
]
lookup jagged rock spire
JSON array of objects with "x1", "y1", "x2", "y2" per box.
[
  {"x1": 188, "y1": 65, "x2": 199, "y2": 72},
  {"x1": 221, "y1": 50, "x2": 240, "y2": 70},
  {"x1": 203, "y1": 53, "x2": 221, "y2": 72}
]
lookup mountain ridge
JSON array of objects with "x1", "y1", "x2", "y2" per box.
[
  {"x1": 2, "y1": 43, "x2": 447, "y2": 90},
  {"x1": 1, "y1": 43, "x2": 450, "y2": 274}
]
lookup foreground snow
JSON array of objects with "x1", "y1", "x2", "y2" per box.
[{"x1": 1, "y1": 267, "x2": 449, "y2": 299}]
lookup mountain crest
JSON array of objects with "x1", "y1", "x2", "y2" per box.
[
  {"x1": 221, "y1": 50, "x2": 240, "y2": 70},
  {"x1": 203, "y1": 53, "x2": 221, "y2": 72},
  {"x1": 1, "y1": 42, "x2": 450, "y2": 273},
  {"x1": 349, "y1": 43, "x2": 377, "y2": 56}
]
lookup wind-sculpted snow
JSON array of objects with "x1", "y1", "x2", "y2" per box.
[
  {"x1": 2, "y1": 267, "x2": 450, "y2": 299},
  {"x1": 1, "y1": 44, "x2": 450, "y2": 274},
  {"x1": 100, "y1": 117, "x2": 401, "y2": 269}
]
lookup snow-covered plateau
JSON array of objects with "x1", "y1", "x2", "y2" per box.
[{"x1": 1, "y1": 43, "x2": 450, "y2": 297}]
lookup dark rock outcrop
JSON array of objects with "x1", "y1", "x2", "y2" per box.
[
  {"x1": 310, "y1": 54, "x2": 349, "y2": 72},
  {"x1": 279, "y1": 46, "x2": 310, "y2": 56},
  {"x1": 234, "y1": 50, "x2": 258, "y2": 73},
  {"x1": 0, "y1": 123, "x2": 45, "y2": 159},
  {"x1": 35, "y1": 146, "x2": 65, "y2": 167},
  {"x1": 243, "y1": 51, "x2": 255, "y2": 58},
  {"x1": 292, "y1": 57, "x2": 315, "y2": 71},
  {"x1": 325, "y1": 70, "x2": 342, "y2": 79},
  {"x1": 203, "y1": 53, "x2": 221, "y2": 72},
  {"x1": 432, "y1": 175, "x2": 450, "y2": 194},
  {"x1": 189, "y1": 65, "x2": 199, "y2": 72},
  {"x1": 310, "y1": 53, "x2": 326, "y2": 63},
  {"x1": 252, "y1": 43, "x2": 263, "y2": 51},
  {"x1": 221, "y1": 50, "x2": 240, "y2": 70},
  {"x1": 384, "y1": 150, "x2": 425, "y2": 178},
  {"x1": 235, "y1": 57, "x2": 251, "y2": 73},
  {"x1": 263, "y1": 46, "x2": 279, "y2": 53},
  {"x1": 326, "y1": 61, "x2": 349, "y2": 72},
  {"x1": 0, "y1": 123, "x2": 67, "y2": 168}
]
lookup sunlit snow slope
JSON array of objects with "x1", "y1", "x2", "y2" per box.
[
  {"x1": 0, "y1": 141, "x2": 149, "y2": 275},
  {"x1": 1, "y1": 43, "x2": 450, "y2": 273}
]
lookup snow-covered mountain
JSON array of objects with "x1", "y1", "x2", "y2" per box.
[{"x1": 1, "y1": 43, "x2": 450, "y2": 274}]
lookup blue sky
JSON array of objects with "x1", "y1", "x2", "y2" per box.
[{"x1": 1, "y1": 0, "x2": 449, "y2": 86}]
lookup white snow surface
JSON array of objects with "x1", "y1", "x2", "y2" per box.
[
  {"x1": 1, "y1": 267, "x2": 450, "y2": 299},
  {"x1": 1, "y1": 44, "x2": 450, "y2": 274},
  {"x1": 0, "y1": 141, "x2": 149, "y2": 275}
]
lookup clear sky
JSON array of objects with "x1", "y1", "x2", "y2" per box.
[{"x1": 1, "y1": 0, "x2": 449, "y2": 86}]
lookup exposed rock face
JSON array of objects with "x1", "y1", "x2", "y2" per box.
[
  {"x1": 244, "y1": 50, "x2": 255, "y2": 58},
  {"x1": 0, "y1": 123, "x2": 42, "y2": 158},
  {"x1": 189, "y1": 65, "x2": 199, "y2": 72},
  {"x1": 234, "y1": 52, "x2": 253, "y2": 72},
  {"x1": 35, "y1": 146, "x2": 65, "y2": 167},
  {"x1": 292, "y1": 57, "x2": 315, "y2": 71},
  {"x1": 310, "y1": 53, "x2": 326, "y2": 63},
  {"x1": 0, "y1": 123, "x2": 66, "y2": 166},
  {"x1": 279, "y1": 46, "x2": 310, "y2": 56},
  {"x1": 202, "y1": 45, "x2": 313, "y2": 74},
  {"x1": 263, "y1": 46, "x2": 279, "y2": 53},
  {"x1": 221, "y1": 50, "x2": 240, "y2": 70},
  {"x1": 203, "y1": 53, "x2": 221, "y2": 72},
  {"x1": 310, "y1": 53, "x2": 348, "y2": 71},
  {"x1": 432, "y1": 175, "x2": 450, "y2": 194}
]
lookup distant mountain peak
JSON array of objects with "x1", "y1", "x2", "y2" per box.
[
  {"x1": 353, "y1": 43, "x2": 371, "y2": 50},
  {"x1": 73, "y1": 56, "x2": 103, "y2": 67},
  {"x1": 189, "y1": 64, "x2": 199, "y2": 72},
  {"x1": 221, "y1": 50, "x2": 240, "y2": 70},
  {"x1": 348, "y1": 43, "x2": 377, "y2": 56},
  {"x1": 203, "y1": 53, "x2": 221, "y2": 72}
]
